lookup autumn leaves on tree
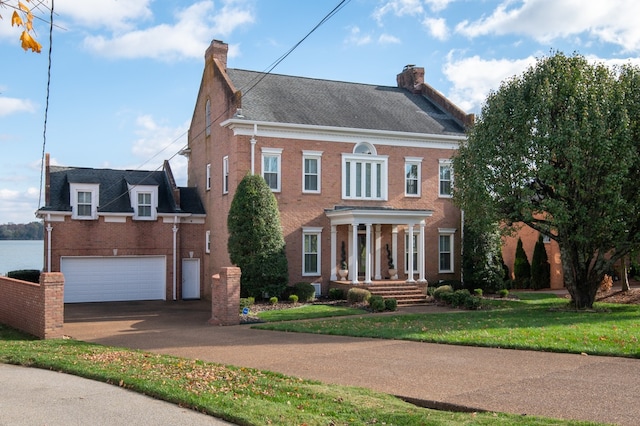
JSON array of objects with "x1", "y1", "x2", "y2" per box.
[{"x1": 1, "y1": 0, "x2": 43, "y2": 52}]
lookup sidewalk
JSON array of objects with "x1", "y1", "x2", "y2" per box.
[
  {"x1": 0, "y1": 363, "x2": 233, "y2": 425},
  {"x1": 59, "y1": 300, "x2": 640, "y2": 426}
]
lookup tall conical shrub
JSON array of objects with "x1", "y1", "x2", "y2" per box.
[
  {"x1": 228, "y1": 174, "x2": 289, "y2": 298},
  {"x1": 513, "y1": 237, "x2": 531, "y2": 288},
  {"x1": 531, "y1": 234, "x2": 551, "y2": 290}
]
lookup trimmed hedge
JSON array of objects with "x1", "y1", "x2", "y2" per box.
[{"x1": 7, "y1": 269, "x2": 40, "y2": 283}]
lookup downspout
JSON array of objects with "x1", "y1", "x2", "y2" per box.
[
  {"x1": 250, "y1": 123, "x2": 257, "y2": 175},
  {"x1": 46, "y1": 214, "x2": 52, "y2": 272},
  {"x1": 460, "y1": 209, "x2": 464, "y2": 284},
  {"x1": 172, "y1": 216, "x2": 178, "y2": 301}
]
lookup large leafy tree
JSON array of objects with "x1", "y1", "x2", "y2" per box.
[
  {"x1": 454, "y1": 52, "x2": 640, "y2": 308},
  {"x1": 227, "y1": 173, "x2": 288, "y2": 298}
]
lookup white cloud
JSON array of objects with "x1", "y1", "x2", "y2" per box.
[
  {"x1": 425, "y1": 0, "x2": 452, "y2": 13},
  {"x1": 443, "y1": 53, "x2": 537, "y2": 113},
  {"x1": 344, "y1": 26, "x2": 372, "y2": 46},
  {"x1": 455, "y1": 0, "x2": 640, "y2": 52},
  {"x1": 379, "y1": 33, "x2": 401, "y2": 45},
  {"x1": 423, "y1": 17, "x2": 448, "y2": 40},
  {"x1": 55, "y1": 0, "x2": 153, "y2": 31},
  {"x1": 442, "y1": 51, "x2": 640, "y2": 115},
  {"x1": 373, "y1": 0, "x2": 425, "y2": 23},
  {"x1": 0, "y1": 187, "x2": 41, "y2": 224},
  {"x1": 130, "y1": 115, "x2": 189, "y2": 185},
  {"x1": 0, "y1": 97, "x2": 37, "y2": 116},
  {"x1": 82, "y1": 1, "x2": 254, "y2": 61}
]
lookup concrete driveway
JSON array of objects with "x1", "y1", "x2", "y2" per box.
[{"x1": 62, "y1": 300, "x2": 640, "y2": 426}]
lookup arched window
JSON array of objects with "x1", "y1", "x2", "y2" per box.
[
  {"x1": 205, "y1": 99, "x2": 211, "y2": 136},
  {"x1": 353, "y1": 142, "x2": 376, "y2": 155}
]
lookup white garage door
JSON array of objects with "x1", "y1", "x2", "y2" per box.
[{"x1": 61, "y1": 256, "x2": 166, "y2": 303}]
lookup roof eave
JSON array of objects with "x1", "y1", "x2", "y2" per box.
[{"x1": 220, "y1": 118, "x2": 465, "y2": 149}]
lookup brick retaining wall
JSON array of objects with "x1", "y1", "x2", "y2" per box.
[{"x1": 0, "y1": 272, "x2": 64, "y2": 339}]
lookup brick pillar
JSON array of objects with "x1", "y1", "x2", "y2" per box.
[
  {"x1": 41, "y1": 272, "x2": 64, "y2": 339},
  {"x1": 209, "y1": 267, "x2": 241, "y2": 326}
]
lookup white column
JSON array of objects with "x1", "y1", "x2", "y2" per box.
[
  {"x1": 330, "y1": 225, "x2": 337, "y2": 280},
  {"x1": 407, "y1": 224, "x2": 416, "y2": 283},
  {"x1": 172, "y1": 216, "x2": 178, "y2": 301},
  {"x1": 374, "y1": 224, "x2": 382, "y2": 280},
  {"x1": 351, "y1": 223, "x2": 359, "y2": 284},
  {"x1": 364, "y1": 223, "x2": 372, "y2": 284},
  {"x1": 418, "y1": 221, "x2": 427, "y2": 283},
  {"x1": 46, "y1": 214, "x2": 52, "y2": 273},
  {"x1": 392, "y1": 226, "x2": 398, "y2": 280}
]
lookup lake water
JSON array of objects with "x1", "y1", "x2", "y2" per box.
[{"x1": 0, "y1": 240, "x2": 44, "y2": 275}]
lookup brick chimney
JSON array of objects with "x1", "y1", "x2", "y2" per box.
[
  {"x1": 396, "y1": 64, "x2": 425, "y2": 94},
  {"x1": 205, "y1": 39, "x2": 228, "y2": 71},
  {"x1": 397, "y1": 64, "x2": 475, "y2": 128}
]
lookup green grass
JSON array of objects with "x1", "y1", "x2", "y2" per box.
[
  {"x1": 255, "y1": 293, "x2": 640, "y2": 358},
  {"x1": 0, "y1": 325, "x2": 599, "y2": 425},
  {"x1": 256, "y1": 304, "x2": 367, "y2": 322}
]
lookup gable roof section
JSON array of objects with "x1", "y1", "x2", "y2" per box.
[
  {"x1": 42, "y1": 165, "x2": 205, "y2": 216},
  {"x1": 226, "y1": 68, "x2": 465, "y2": 136}
]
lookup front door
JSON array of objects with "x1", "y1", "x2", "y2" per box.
[
  {"x1": 358, "y1": 234, "x2": 367, "y2": 275},
  {"x1": 182, "y1": 258, "x2": 200, "y2": 299}
]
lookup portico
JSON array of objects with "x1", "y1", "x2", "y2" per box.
[{"x1": 325, "y1": 207, "x2": 433, "y2": 285}]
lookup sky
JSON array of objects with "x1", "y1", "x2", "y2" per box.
[{"x1": 2, "y1": 0, "x2": 640, "y2": 225}]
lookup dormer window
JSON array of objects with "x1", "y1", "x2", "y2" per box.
[
  {"x1": 70, "y1": 183, "x2": 99, "y2": 220},
  {"x1": 128, "y1": 184, "x2": 158, "y2": 220}
]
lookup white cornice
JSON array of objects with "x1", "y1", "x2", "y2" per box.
[{"x1": 220, "y1": 119, "x2": 463, "y2": 150}]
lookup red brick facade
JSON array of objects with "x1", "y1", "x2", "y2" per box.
[
  {"x1": 0, "y1": 272, "x2": 64, "y2": 339},
  {"x1": 188, "y1": 41, "x2": 469, "y2": 297},
  {"x1": 502, "y1": 225, "x2": 563, "y2": 289},
  {"x1": 42, "y1": 216, "x2": 204, "y2": 300}
]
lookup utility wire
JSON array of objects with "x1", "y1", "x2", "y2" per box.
[
  {"x1": 62, "y1": 0, "x2": 351, "y2": 213},
  {"x1": 37, "y1": 0, "x2": 54, "y2": 211}
]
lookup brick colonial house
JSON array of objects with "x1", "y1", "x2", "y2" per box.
[
  {"x1": 188, "y1": 40, "x2": 474, "y2": 299},
  {"x1": 36, "y1": 155, "x2": 206, "y2": 302}
]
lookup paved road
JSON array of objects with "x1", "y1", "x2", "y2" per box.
[
  {"x1": 58, "y1": 300, "x2": 640, "y2": 426},
  {"x1": 0, "y1": 363, "x2": 233, "y2": 425}
]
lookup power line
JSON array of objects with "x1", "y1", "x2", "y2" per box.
[
  {"x1": 43, "y1": 0, "x2": 351, "y2": 214},
  {"x1": 37, "y1": 0, "x2": 54, "y2": 211}
]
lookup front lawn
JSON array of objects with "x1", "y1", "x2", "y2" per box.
[
  {"x1": 254, "y1": 293, "x2": 640, "y2": 358},
  {"x1": 256, "y1": 303, "x2": 367, "y2": 322},
  {"x1": 0, "y1": 324, "x2": 597, "y2": 426}
]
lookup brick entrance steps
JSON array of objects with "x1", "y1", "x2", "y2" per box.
[
  {"x1": 366, "y1": 283, "x2": 430, "y2": 307},
  {"x1": 330, "y1": 280, "x2": 430, "y2": 307}
]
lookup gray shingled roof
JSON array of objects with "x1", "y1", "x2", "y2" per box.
[
  {"x1": 42, "y1": 166, "x2": 205, "y2": 215},
  {"x1": 227, "y1": 69, "x2": 465, "y2": 135}
]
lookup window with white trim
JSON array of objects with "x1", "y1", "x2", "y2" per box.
[
  {"x1": 206, "y1": 163, "x2": 211, "y2": 191},
  {"x1": 70, "y1": 183, "x2": 99, "y2": 220},
  {"x1": 205, "y1": 230, "x2": 211, "y2": 254},
  {"x1": 205, "y1": 99, "x2": 211, "y2": 136},
  {"x1": 439, "y1": 160, "x2": 453, "y2": 197},
  {"x1": 223, "y1": 156, "x2": 229, "y2": 194},
  {"x1": 128, "y1": 184, "x2": 158, "y2": 220},
  {"x1": 438, "y1": 229, "x2": 455, "y2": 273},
  {"x1": 261, "y1": 148, "x2": 282, "y2": 192},
  {"x1": 302, "y1": 151, "x2": 322, "y2": 193},
  {"x1": 137, "y1": 192, "x2": 152, "y2": 218},
  {"x1": 404, "y1": 232, "x2": 419, "y2": 273},
  {"x1": 342, "y1": 143, "x2": 387, "y2": 200},
  {"x1": 405, "y1": 157, "x2": 422, "y2": 197},
  {"x1": 302, "y1": 227, "x2": 322, "y2": 276}
]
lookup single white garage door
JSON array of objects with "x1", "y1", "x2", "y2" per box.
[{"x1": 61, "y1": 256, "x2": 166, "y2": 303}]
